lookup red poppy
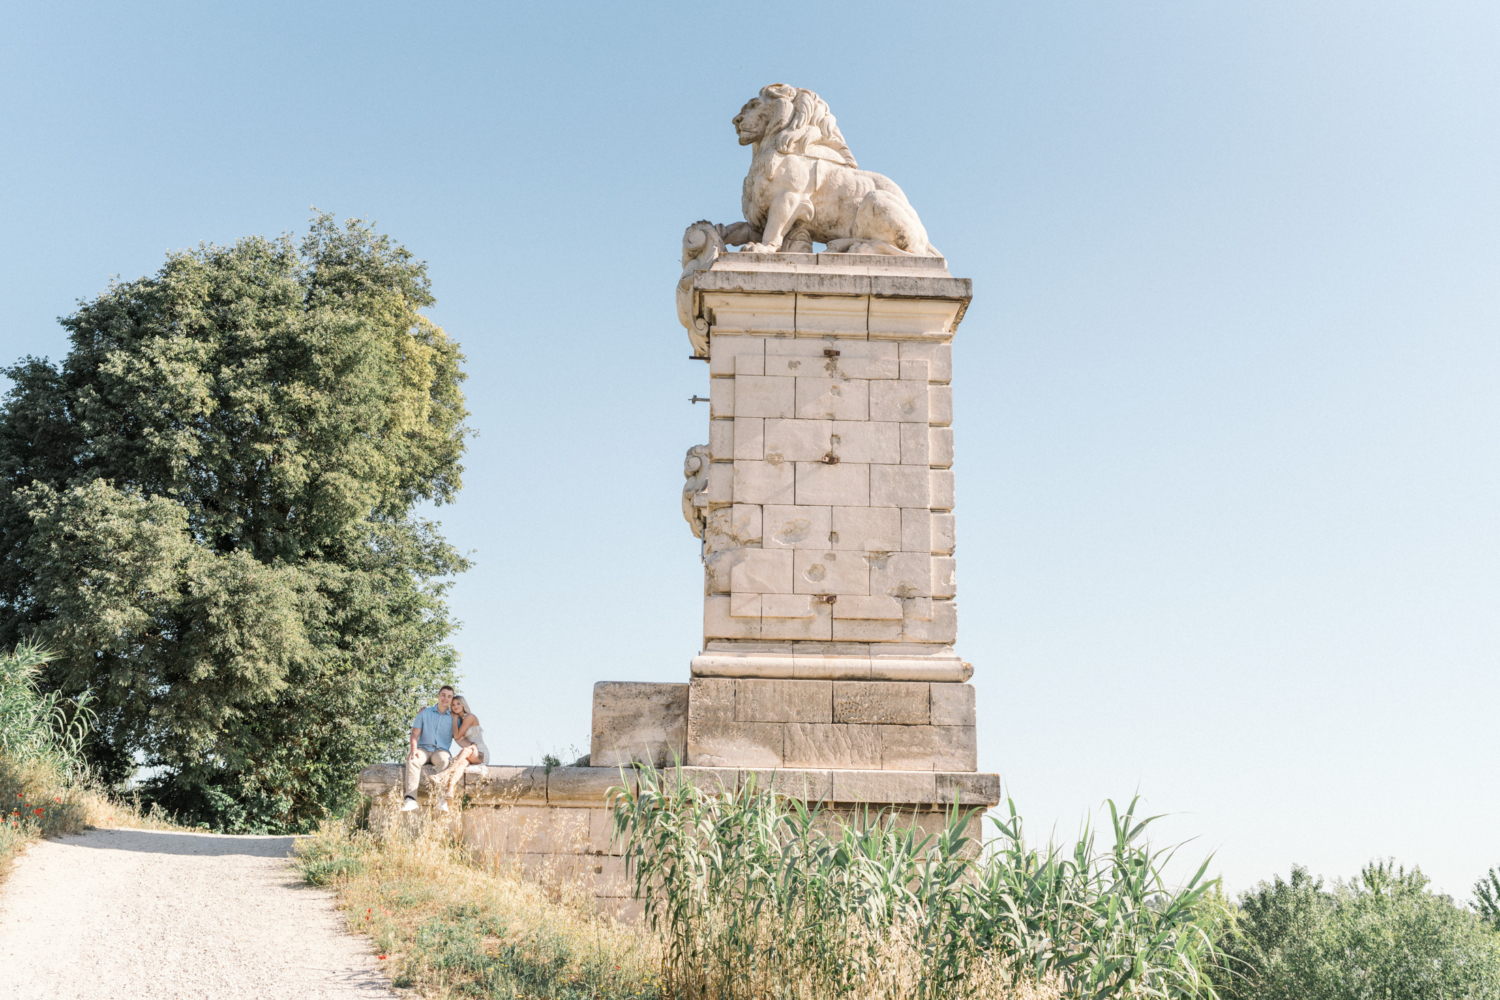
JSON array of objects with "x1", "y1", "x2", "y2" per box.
[
  {"x1": 34, "y1": 808, "x2": 43, "y2": 816},
  {"x1": 377, "y1": 955, "x2": 388, "y2": 960}
]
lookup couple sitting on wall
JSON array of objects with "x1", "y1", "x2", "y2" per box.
[{"x1": 401, "y1": 684, "x2": 490, "y2": 813}]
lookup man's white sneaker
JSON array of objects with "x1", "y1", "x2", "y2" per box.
[
  {"x1": 437, "y1": 801, "x2": 450, "y2": 813},
  {"x1": 400, "y1": 797, "x2": 419, "y2": 812}
]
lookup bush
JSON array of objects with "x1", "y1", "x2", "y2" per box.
[
  {"x1": 611, "y1": 764, "x2": 1221, "y2": 1000},
  {"x1": 1216, "y1": 861, "x2": 1500, "y2": 1000}
]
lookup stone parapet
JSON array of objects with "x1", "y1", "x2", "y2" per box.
[{"x1": 357, "y1": 762, "x2": 997, "y2": 811}]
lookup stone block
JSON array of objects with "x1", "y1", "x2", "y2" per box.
[
  {"x1": 463, "y1": 765, "x2": 546, "y2": 805},
  {"x1": 735, "y1": 375, "x2": 796, "y2": 419},
  {"x1": 732, "y1": 418, "x2": 764, "y2": 460},
  {"x1": 687, "y1": 720, "x2": 783, "y2": 767},
  {"x1": 831, "y1": 595, "x2": 903, "y2": 620},
  {"x1": 899, "y1": 423, "x2": 929, "y2": 465},
  {"x1": 900, "y1": 508, "x2": 932, "y2": 553},
  {"x1": 689, "y1": 678, "x2": 737, "y2": 723},
  {"x1": 899, "y1": 359, "x2": 930, "y2": 382},
  {"x1": 833, "y1": 357, "x2": 901, "y2": 380},
  {"x1": 902, "y1": 597, "x2": 933, "y2": 622},
  {"x1": 932, "y1": 513, "x2": 956, "y2": 555},
  {"x1": 704, "y1": 463, "x2": 733, "y2": 505},
  {"x1": 899, "y1": 342, "x2": 952, "y2": 382},
  {"x1": 758, "y1": 605, "x2": 833, "y2": 640},
  {"x1": 868, "y1": 297, "x2": 964, "y2": 339},
  {"x1": 729, "y1": 593, "x2": 760, "y2": 617},
  {"x1": 928, "y1": 385, "x2": 954, "y2": 427},
  {"x1": 932, "y1": 557, "x2": 956, "y2": 598},
  {"x1": 590, "y1": 681, "x2": 689, "y2": 768},
  {"x1": 766, "y1": 338, "x2": 895, "y2": 360},
  {"x1": 783, "y1": 724, "x2": 882, "y2": 769},
  {"x1": 834, "y1": 681, "x2": 930, "y2": 725},
  {"x1": 704, "y1": 595, "x2": 760, "y2": 639},
  {"x1": 936, "y1": 771, "x2": 1000, "y2": 807},
  {"x1": 870, "y1": 465, "x2": 930, "y2": 508},
  {"x1": 702, "y1": 290, "x2": 796, "y2": 334},
  {"x1": 869, "y1": 379, "x2": 930, "y2": 422},
  {"x1": 795, "y1": 293, "x2": 870, "y2": 336},
  {"x1": 737, "y1": 679, "x2": 832, "y2": 723},
  {"x1": 730, "y1": 548, "x2": 794, "y2": 594},
  {"x1": 692, "y1": 651, "x2": 798, "y2": 678},
  {"x1": 794, "y1": 549, "x2": 869, "y2": 595},
  {"x1": 831, "y1": 506, "x2": 901, "y2": 551},
  {"x1": 763, "y1": 504, "x2": 832, "y2": 549},
  {"x1": 929, "y1": 427, "x2": 954, "y2": 469},
  {"x1": 738, "y1": 767, "x2": 835, "y2": 799},
  {"x1": 708, "y1": 334, "x2": 764, "y2": 375},
  {"x1": 831, "y1": 769, "x2": 937, "y2": 804},
  {"x1": 709, "y1": 378, "x2": 734, "y2": 418},
  {"x1": 709, "y1": 419, "x2": 734, "y2": 461},
  {"x1": 832, "y1": 617, "x2": 905, "y2": 641},
  {"x1": 879, "y1": 725, "x2": 977, "y2": 771},
  {"x1": 733, "y1": 459, "x2": 795, "y2": 505},
  {"x1": 869, "y1": 552, "x2": 932, "y2": 599},
  {"x1": 762, "y1": 594, "x2": 816, "y2": 618},
  {"x1": 868, "y1": 647, "x2": 968, "y2": 681},
  {"x1": 728, "y1": 504, "x2": 762, "y2": 546},
  {"x1": 930, "y1": 470, "x2": 955, "y2": 511},
  {"x1": 764, "y1": 418, "x2": 832, "y2": 462},
  {"x1": 930, "y1": 683, "x2": 975, "y2": 727},
  {"x1": 899, "y1": 598, "x2": 957, "y2": 644},
  {"x1": 795, "y1": 377, "x2": 869, "y2": 420},
  {"x1": 548, "y1": 767, "x2": 635, "y2": 805},
  {"x1": 829, "y1": 420, "x2": 900, "y2": 464},
  {"x1": 734, "y1": 353, "x2": 765, "y2": 376},
  {"x1": 795, "y1": 461, "x2": 869, "y2": 507}
]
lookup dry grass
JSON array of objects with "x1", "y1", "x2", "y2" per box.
[
  {"x1": 0, "y1": 754, "x2": 181, "y2": 880},
  {"x1": 295, "y1": 813, "x2": 664, "y2": 999}
]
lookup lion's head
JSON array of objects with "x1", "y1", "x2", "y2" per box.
[{"x1": 732, "y1": 84, "x2": 856, "y2": 167}]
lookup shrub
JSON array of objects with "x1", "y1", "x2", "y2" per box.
[{"x1": 0, "y1": 641, "x2": 92, "y2": 775}]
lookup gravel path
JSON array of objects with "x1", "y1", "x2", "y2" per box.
[{"x1": 0, "y1": 828, "x2": 397, "y2": 1000}]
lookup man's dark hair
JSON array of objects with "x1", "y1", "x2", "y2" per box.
[{"x1": 439, "y1": 685, "x2": 455, "y2": 695}]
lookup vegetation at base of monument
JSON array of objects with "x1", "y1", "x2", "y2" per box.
[
  {"x1": 0, "y1": 643, "x2": 179, "y2": 873},
  {"x1": 612, "y1": 764, "x2": 1211, "y2": 999},
  {"x1": 1209, "y1": 862, "x2": 1500, "y2": 1000},
  {"x1": 296, "y1": 815, "x2": 665, "y2": 1000},
  {"x1": 0, "y1": 215, "x2": 470, "y2": 834}
]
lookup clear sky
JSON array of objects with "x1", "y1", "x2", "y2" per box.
[{"x1": 3, "y1": 2, "x2": 1496, "y2": 899}]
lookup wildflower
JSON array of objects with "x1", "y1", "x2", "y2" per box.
[{"x1": 34, "y1": 808, "x2": 43, "y2": 816}]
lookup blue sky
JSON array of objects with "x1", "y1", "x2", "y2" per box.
[{"x1": 3, "y1": 1, "x2": 1497, "y2": 897}]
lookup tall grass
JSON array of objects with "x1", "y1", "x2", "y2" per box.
[
  {"x1": 612, "y1": 764, "x2": 1223, "y2": 1000},
  {"x1": 0, "y1": 641, "x2": 93, "y2": 775},
  {"x1": 295, "y1": 816, "x2": 664, "y2": 999}
]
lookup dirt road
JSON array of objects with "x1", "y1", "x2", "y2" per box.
[{"x1": 0, "y1": 828, "x2": 396, "y2": 999}]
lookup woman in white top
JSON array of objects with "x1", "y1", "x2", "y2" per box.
[{"x1": 436, "y1": 695, "x2": 489, "y2": 809}]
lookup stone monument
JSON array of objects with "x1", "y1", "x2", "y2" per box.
[{"x1": 360, "y1": 84, "x2": 1000, "y2": 913}]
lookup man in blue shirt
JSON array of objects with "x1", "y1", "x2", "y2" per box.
[{"x1": 402, "y1": 685, "x2": 456, "y2": 812}]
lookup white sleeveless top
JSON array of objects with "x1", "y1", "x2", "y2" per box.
[{"x1": 462, "y1": 722, "x2": 489, "y2": 765}]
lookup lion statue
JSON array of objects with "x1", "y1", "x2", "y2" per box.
[{"x1": 717, "y1": 83, "x2": 939, "y2": 257}]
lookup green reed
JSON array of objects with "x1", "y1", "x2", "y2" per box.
[{"x1": 611, "y1": 764, "x2": 1223, "y2": 1000}]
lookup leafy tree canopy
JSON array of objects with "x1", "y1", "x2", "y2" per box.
[
  {"x1": 0, "y1": 214, "x2": 470, "y2": 832},
  {"x1": 1218, "y1": 861, "x2": 1500, "y2": 1000}
]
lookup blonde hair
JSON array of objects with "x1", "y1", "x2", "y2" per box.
[{"x1": 450, "y1": 696, "x2": 471, "y2": 718}]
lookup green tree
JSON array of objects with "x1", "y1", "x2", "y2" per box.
[
  {"x1": 0, "y1": 215, "x2": 470, "y2": 832},
  {"x1": 1219, "y1": 860, "x2": 1500, "y2": 1000}
]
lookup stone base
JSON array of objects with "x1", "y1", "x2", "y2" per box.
[
  {"x1": 357, "y1": 762, "x2": 1000, "y2": 916},
  {"x1": 686, "y1": 677, "x2": 977, "y2": 770}
]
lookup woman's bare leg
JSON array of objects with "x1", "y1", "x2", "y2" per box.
[{"x1": 438, "y1": 746, "x2": 476, "y2": 803}]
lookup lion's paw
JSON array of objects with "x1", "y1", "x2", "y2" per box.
[{"x1": 738, "y1": 242, "x2": 780, "y2": 254}]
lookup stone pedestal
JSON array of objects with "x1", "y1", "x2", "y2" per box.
[{"x1": 676, "y1": 251, "x2": 993, "y2": 793}]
